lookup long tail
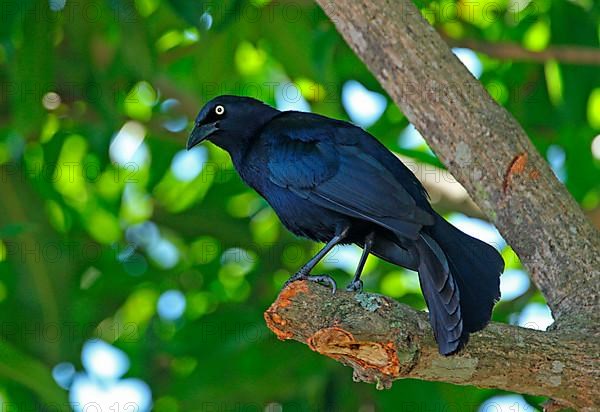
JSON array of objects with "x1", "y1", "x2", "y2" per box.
[{"x1": 416, "y1": 213, "x2": 504, "y2": 355}]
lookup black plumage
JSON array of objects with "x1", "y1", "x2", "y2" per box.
[{"x1": 187, "y1": 95, "x2": 504, "y2": 355}]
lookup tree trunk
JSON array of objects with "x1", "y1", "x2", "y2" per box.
[{"x1": 263, "y1": 0, "x2": 600, "y2": 409}]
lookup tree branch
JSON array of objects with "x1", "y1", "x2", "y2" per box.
[
  {"x1": 265, "y1": 282, "x2": 600, "y2": 410},
  {"x1": 442, "y1": 36, "x2": 600, "y2": 66},
  {"x1": 315, "y1": 0, "x2": 600, "y2": 329}
]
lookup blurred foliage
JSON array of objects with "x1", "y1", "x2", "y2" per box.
[{"x1": 0, "y1": 0, "x2": 598, "y2": 410}]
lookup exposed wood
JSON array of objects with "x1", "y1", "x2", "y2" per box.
[{"x1": 265, "y1": 282, "x2": 600, "y2": 410}]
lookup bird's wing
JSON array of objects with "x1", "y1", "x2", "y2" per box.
[{"x1": 263, "y1": 114, "x2": 434, "y2": 239}]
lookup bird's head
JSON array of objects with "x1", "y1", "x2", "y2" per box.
[{"x1": 187, "y1": 95, "x2": 279, "y2": 153}]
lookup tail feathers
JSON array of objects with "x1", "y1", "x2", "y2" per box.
[
  {"x1": 416, "y1": 234, "x2": 467, "y2": 355},
  {"x1": 429, "y1": 214, "x2": 503, "y2": 333},
  {"x1": 417, "y1": 214, "x2": 504, "y2": 355}
]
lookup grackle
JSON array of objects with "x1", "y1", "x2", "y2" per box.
[{"x1": 187, "y1": 95, "x2": 504, "y2": 355}]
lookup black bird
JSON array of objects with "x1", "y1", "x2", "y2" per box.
[{"x1": 187, "y1": 95, "x2": 504, "y2": 355}]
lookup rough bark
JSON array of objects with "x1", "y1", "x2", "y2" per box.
[
  {"x1": 261, "y1": 0, "x2": 600, "y2": 409},
  {"x1": 266, "y1": 282, "x2": 600, "y2": 410}
]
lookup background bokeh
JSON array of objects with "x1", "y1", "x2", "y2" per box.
[{"x1": 1, "y1": 0, "x2": 599, "y2": 411}]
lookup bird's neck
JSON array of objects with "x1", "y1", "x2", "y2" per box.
[
  {"x1": 228, "y1": 138, "x2": 266, "y2": 191},
  {"x1": 225, "y1": 110, "x2": 281, "y2": 164},
  {"x1": 227, "y1": 142, "x2": 251, "y2": 168}
]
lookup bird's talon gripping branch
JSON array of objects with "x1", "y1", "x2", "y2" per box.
[
  {"x1": 312, "y1": 275, "x2": 337, "y2": 293},
  {"x1": 345, "y1": 279, "x2": 363, "y2": 292},
  {"x1": 284, "y1": 273, "x2": 337, "y2": 293}
]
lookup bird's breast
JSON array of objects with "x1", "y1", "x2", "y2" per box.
[{"x1": 235, "y1": 148, "x2": 348, "y2": 242}]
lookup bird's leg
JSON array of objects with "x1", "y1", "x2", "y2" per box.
[
  {"x1": 284, "y1": 226, "x2": 350, "y2": 293},
  {"x1": 346, "y1": 232, "x2": 375, "y2": 292}
]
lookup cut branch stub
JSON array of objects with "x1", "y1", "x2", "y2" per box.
[
  {"x1": 264, "y1": 281, "x2": 423, "y2": 389},
  {"x1": 264, "y1": 281, "x2": 600, "y2": 410}
]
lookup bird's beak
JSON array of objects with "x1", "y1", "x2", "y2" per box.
[{"x1": 187, "y1": 122, "x2": 218, "y2": 150}]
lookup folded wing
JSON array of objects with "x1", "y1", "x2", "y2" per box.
[{"x1": 264, "y1": 115, "x2": 434, "y2": 239}]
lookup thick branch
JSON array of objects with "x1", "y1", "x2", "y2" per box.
[
  {"x1": 316, "y1": 0, "x2": 600, "y2": 328},
  {"x1": 265, "y1": 282, "x2": 599, "y2": 410},
  {"x1": 443, "y1": 37, "x2": 600, "y2": 66}
]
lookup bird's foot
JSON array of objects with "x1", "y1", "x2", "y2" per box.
[
  {"x1": 345, "y1": 279, "x2": 363, "y2": 292},
  {"x1": 283, "y1": 272, "x2": 337, "y2": 293}
]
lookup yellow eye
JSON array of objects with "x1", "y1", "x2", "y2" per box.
[{"x1": 215, "y1": 105, "x2": 225, "y2": 115}]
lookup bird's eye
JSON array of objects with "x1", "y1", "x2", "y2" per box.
[{"x1": 215, "y1": 105, "x2": 225, "y2": 115}]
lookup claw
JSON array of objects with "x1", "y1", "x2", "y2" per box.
[
  {"x1": 310, "y1": 274, "x2": 337, "y2": 294},
  {"x1": 283, "y1": 272, "x2": 337, "y2": 294},
  {"x1": 345, "y1": 279, "x2": 363, "y2": 293}
]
